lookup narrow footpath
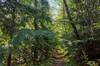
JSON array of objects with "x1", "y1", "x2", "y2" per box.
[{"x1": 53, "y1": 58, "x2": 64, "y2": 66}]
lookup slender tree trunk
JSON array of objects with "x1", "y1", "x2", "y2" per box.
[
  {"x1": 32, "y1": 0, "x2": 39, "y2": 65},
  {"x1": 34, "y1": 0, "x2": 39, "y2": 30},
  {"x1": 33, "y1": 48, "x2": 39, "y2": 65},
  {"x1": 7, "y1": 46, "x2": 12, "y2": 66},
  {"x1": 7, "y1": 53, "x2": 11, "y2": 66},
  {"x1": 7, "y1": 3, "x2": 16, "y2": 66},
  {"x1": 34, "y1": 17, "x2": 39, "y2": 30},
  {"x1": 63, "y1": 0, "x2": 80, "y2": 39}
]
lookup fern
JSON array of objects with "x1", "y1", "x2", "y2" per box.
[{"x1": 12, "y1": 29, "x2": 58, "y2": 47}]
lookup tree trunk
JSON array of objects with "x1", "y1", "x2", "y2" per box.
[
  {"x1": 63, "y1": 0, "x2": 80, "y2": 39},
  {"x1": 34, "y1": 17, "x2": 39, "y2": 30},
  {"x1": 34, "y1": 0, "x2": 39, "y2": 30},
  {"x1": 7, "y1": 47, "x2": 12, "y2": 66},
  {"x1": 7, "y1": 53, "x2": 11, "y2": 66}
]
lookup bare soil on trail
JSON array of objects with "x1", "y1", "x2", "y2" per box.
[{"x1": 53, "y1": 59, "x2": 64, "y2": 66}]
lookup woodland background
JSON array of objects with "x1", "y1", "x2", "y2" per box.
[{"x1": 0, "y1": 0, "x2": 100, "y2": 66}]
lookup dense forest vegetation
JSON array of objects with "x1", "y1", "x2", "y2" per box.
[{"x1": 0, "y1": 0, "x2": 100, "y2": 66}]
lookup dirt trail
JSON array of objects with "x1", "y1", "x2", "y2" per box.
[{"x1": 53, "y1": 58, "x2": 64, "y2": 66}]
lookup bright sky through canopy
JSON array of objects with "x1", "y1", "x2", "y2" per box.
[{"x1": 48, "y1": 0, "x2": 59, "y2": 19}]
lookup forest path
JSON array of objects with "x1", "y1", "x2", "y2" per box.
[{"x1": 53, "y1": 58, "x2": 64, "y2": 66}]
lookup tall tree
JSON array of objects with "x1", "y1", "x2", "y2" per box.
[
  {"x1": 34, "y1": 0, "x2": 39, "y2": 30},
  {"x1": 0, "y1": 1, "x2": 17, "y2": 66},
  {"x1": 74, "y1": 0, "x2": 100, "y2": 39},
  {"x1": 40, "y1": 0, "x2": 50, "y2": 29},
  {"x1": 63, "y1": 0, "x2": 80, "y2": 39}
]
